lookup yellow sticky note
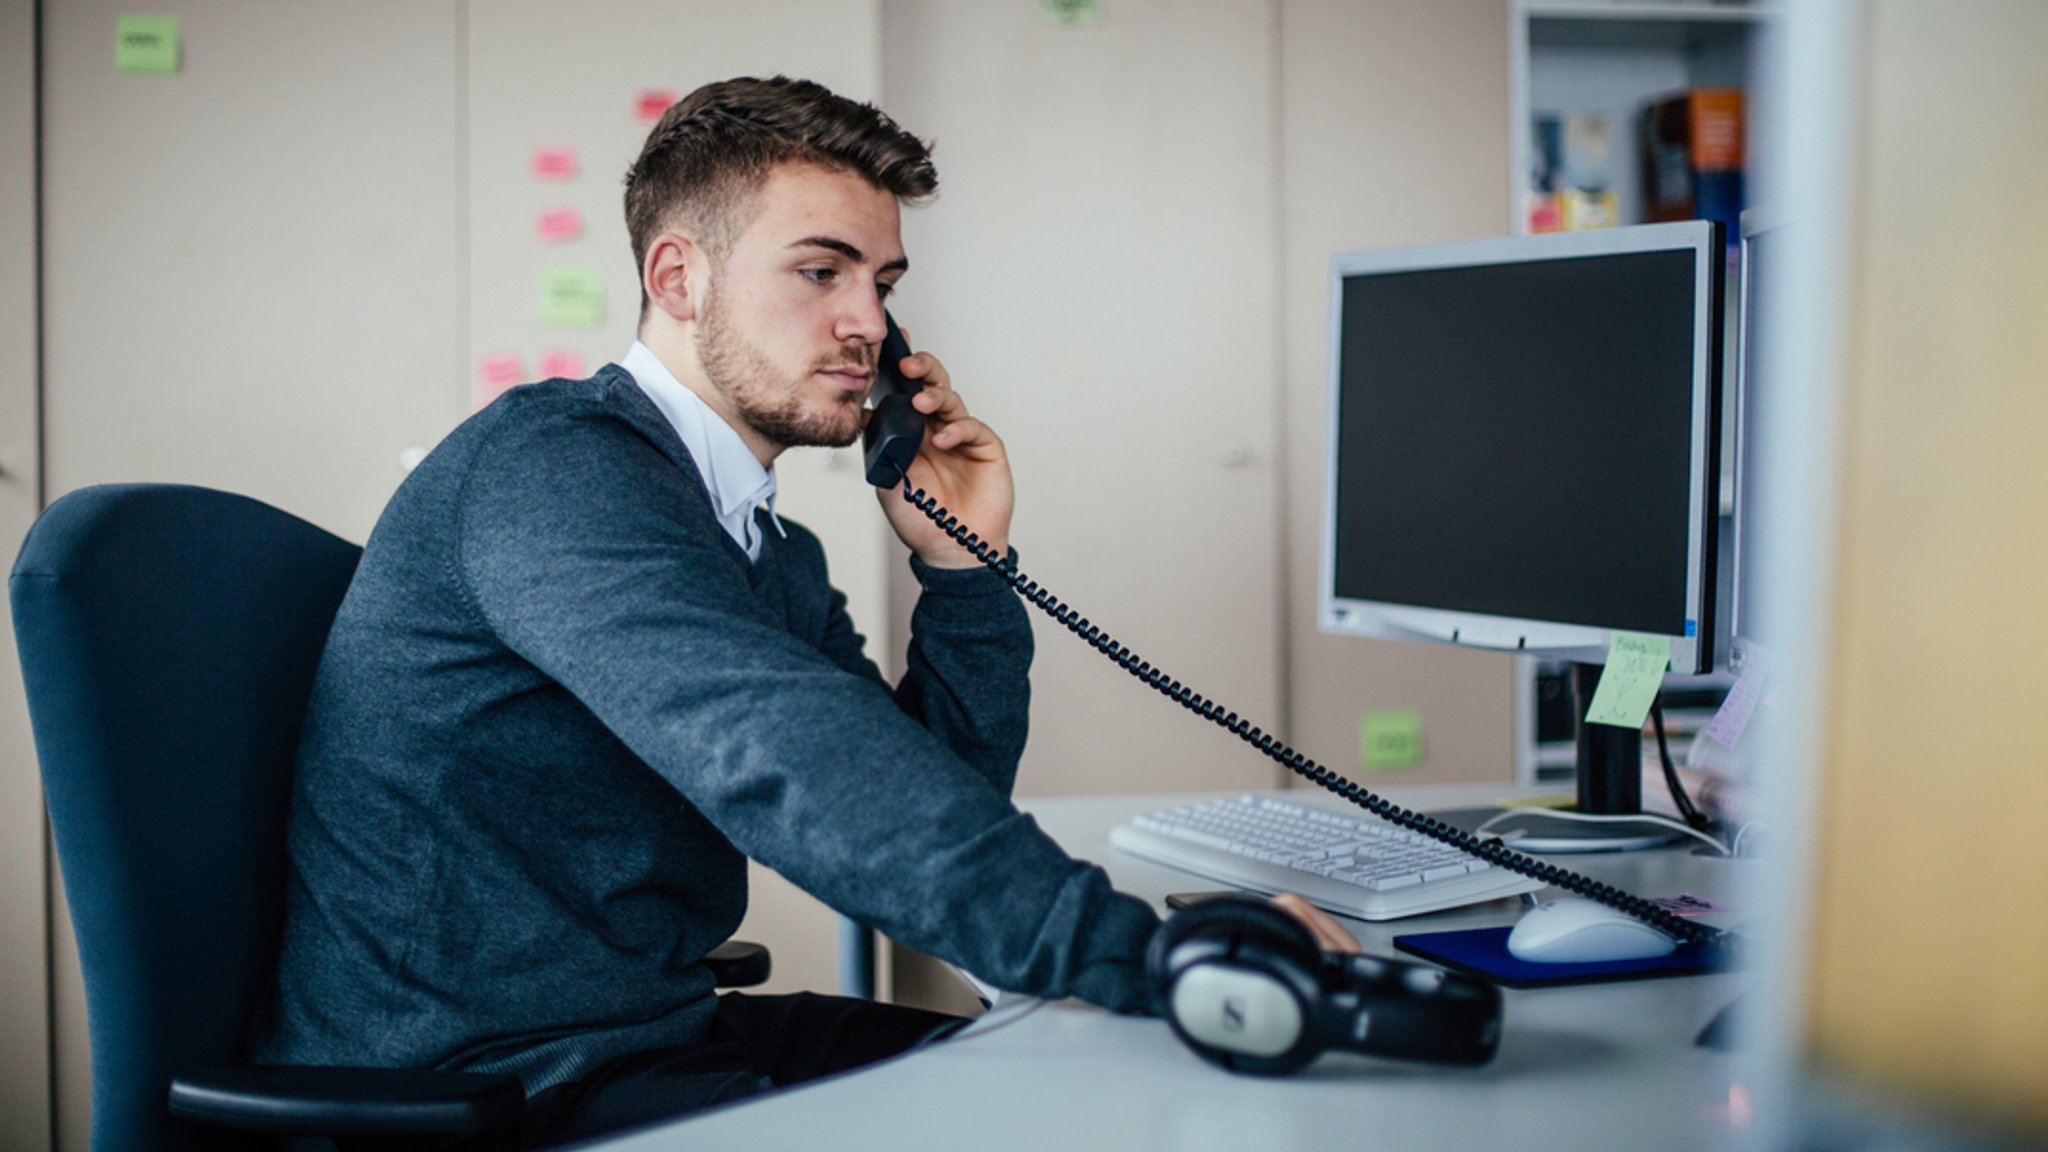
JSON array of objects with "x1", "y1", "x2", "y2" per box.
[
  {"x1": 116, "y1": 15, "x2": 180, "y2": 74},
  {"x1": 540, "y1": 267, "x2": 604, "y2": 329},
  {"x1": 1584, "y1": 631, "x2": 1671, "y2": 729},
  {"x1": 1360, "y1": 709, "x2": 1423, "y2": 771}
]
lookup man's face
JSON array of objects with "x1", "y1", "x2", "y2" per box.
[{"x1": 693, "y1": 162, "x2": 907, "y2": 454}]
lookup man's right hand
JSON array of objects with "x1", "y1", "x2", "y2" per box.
[{"x1": 1269, "y1": 892, "x2": 1363, "y2": 955}]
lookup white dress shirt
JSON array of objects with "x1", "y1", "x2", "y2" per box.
[{"x1": 620, "y1": 341, "x2": 785, "y2": 563}]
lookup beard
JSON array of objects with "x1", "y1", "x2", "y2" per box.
[{"x1": 698, "y1": 279, "x2": 870, "y2": 451}]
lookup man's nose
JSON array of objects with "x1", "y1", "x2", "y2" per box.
[{"x1": 837, "y1": 289, "x2": 888, "y2": 348}]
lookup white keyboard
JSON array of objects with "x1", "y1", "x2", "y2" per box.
[{"x1": 1110, "y1": 794, "x2": 1544, "y2": 921}]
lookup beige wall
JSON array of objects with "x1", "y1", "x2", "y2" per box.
[
  {"x1": 1806, "y1": 0, "x2": 2048, "y2": 1131},
  {"x1": 1280, "y1": 0, "x2": 1516, "y2": 789},
  {"x1": 0, "y1": 1, "x2": 51, "y2": 1149}
]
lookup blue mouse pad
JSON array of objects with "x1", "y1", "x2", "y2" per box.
[{"x1": 1392, "y1": 926, "x2": 1731, "y2": 989}]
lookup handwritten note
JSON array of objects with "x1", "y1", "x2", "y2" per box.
[
  {"x1": 634, "y1": 88, "x2": 680, "y2": 122},
  {"x1": 535, "y1": 206, "x2": 583, "y2": 244},
  {"x1": 540, "y1": 267, "x2": 604, "y2": 328},
  {"x1": 1360, "y1": 709, "x2": 1423, "y2": 771},
  {"x1": 1584, "y1": 631, "x2": 1671, "y2": 729},
  {"x1": 116, "y1": 14, "x2": 180, "y2": 74},
  {"x1": 537, "y1": 348, "x2": 585, "y2": 380},
  {"x1": 1700, "y1": 645, "x2": 1772, "y2": 750},
  {"x1": 531, "y1": 147, "x2": 578, "y2": 180}
]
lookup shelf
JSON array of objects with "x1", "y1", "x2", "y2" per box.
[
  {"x1": 1525, "y1": 1, "x2": 1776, "y2": 23},
  {"x1": 1529, "y1": 16, "x2": 1765, "y2": 54},
  {"x1": 1510, "y1": 0, "x2": 1776, "y2": 233}
]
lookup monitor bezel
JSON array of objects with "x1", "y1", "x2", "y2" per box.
[
  {"x1": 1319, "y1": 220, "x2": 1723, "y2": 674},
  {"x1": 1728, "y1": 208, "x2": 1783, "y2": 669}
]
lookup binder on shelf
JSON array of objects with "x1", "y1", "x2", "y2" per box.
[{"x1": 1642, "y1": 88, "x2": 1745, "y2": 248}]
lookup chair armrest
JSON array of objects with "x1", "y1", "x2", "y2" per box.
[
  {"x1": 707, "y1": 939, "x2": 772, "y2": 988},
  {"x1": 168, "y1": 1065, "x2": 523, "y2": 1137}
]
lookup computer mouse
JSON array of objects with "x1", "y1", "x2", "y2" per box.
[{"x1": 1505, "y1": 897, "x2": 1679, "y2": 964}]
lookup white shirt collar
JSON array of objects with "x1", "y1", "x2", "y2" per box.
[{"x1": 621, "y1": 340, "x2": 785, "y2": 562}]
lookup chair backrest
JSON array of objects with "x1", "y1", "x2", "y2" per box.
[{"x1": 10, "y1": 484, "x2": 362, "y2": 1152}]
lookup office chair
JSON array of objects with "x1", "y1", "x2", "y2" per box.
[{"x1": 10, "y1": 484, "x2": 769, "y2": 1151}]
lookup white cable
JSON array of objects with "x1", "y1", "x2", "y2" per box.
[
  {"x1": 1729, "y1": 820, "x2": 1769, "y2": 858},
  {"x1": 1475, "y1": 806, "x2": 1732, "y2": 856}
]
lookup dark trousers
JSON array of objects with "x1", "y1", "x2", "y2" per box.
[{"x1": 519, "y1": 992, "x2": 966, "y2": 1148}]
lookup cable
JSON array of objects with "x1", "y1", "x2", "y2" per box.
[
  {"x1": 944, "y1": 996, "x2": 1048, "y2": 1046},
  {"x1": 1650, "y1": 702, "x2": 1713, "y2": 832},
  {"x1": 899, "y1": 481, "x2": 1732, "y2": 954},
  {"x1": 1472, "y1": 806, "x2": 1730, "y2": 857}
]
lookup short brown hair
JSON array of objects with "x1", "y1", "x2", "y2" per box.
[{"x1": 623, "y1": 76, "x2": 938, "y2": 309}]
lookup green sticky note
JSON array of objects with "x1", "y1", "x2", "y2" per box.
[
  {"x1": 1360, "y1": 709, "x2": 1423, "y2": 771},
  {"x1": 1584, "y1": 631, "x2": 1672, "y2": 729},
  {"x1": 116, "y1": 15, "x2": 180, "y2": 74},
  {"x1": 540, "y1": 267, "x2": 605, "y2": 329},
  {"x1": 1042, "y1": 0, "x2": 1103, "y2": 28}
]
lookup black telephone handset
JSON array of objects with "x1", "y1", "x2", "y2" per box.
[
  {"x1": 862, "y1": 313, "x2": 923, "y2": 489},
  {"x1": 877, "y1": 314, "x2": 1728, "y2": 960}
]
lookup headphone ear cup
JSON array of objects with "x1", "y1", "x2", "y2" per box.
[
  {"x1": 1147, "y1": 894, "x2": 1321, "y2": 985},
  {"x1": 1150, "y1": 895, "x2": 1330, "y2": 1076}
]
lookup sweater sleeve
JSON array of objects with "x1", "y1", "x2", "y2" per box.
[
  {"x1": 456, "y1": 403, "x2": 1160, "y2": 1013},
  {"x1": 796, "y1": 533, "x2": 1032, "y2": 801}
]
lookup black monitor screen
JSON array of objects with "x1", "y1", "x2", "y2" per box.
[{"x1": 1331, "y1": 249, "x2": 1701, "y2": 637}]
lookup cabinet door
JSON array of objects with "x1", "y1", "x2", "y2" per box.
[
  {"x1": 885, "y1": 0, "x2": 1284, "y2": 796},
  {"x1": 41, "y1": 1, "x2": 465, "y2": 542},
  {"x1": 1279, "y1": 1, "x2": 1518, "y2": 791},
  {"x1": 0, "y1": 3, "x2": 49, "y2": 1149}
]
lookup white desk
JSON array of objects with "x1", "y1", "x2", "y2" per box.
[{"x1": 598, "y1": 785, "x2": 1755, "y2": 1151}]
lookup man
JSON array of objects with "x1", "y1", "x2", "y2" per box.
[{"x1": 252, "y1": 76, "x2": 1352, "y2": 1144}]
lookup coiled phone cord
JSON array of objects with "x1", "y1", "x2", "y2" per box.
[{"x1": 900, "y1": 480, "x2": 1728, "y2": 953}]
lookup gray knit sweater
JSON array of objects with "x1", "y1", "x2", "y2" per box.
[{"x1": 248, "y1": 367, "x2": 1161, "y2": 1093}]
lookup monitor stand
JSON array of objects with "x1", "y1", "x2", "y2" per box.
[{"x1": 1488, "y1": 662, "x2": 1684, "y2": 854}]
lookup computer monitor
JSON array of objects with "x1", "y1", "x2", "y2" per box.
[{"x1": 1320, "y1": 220, "x2": 1725, "y2": 848}]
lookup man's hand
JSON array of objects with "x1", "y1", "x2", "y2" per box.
[
  {"x1": 1270, "y1": 892, "x2": 1364, "y2": 955},
  {"x1": 874, "y1": 343, "x2": 1014, "y2": 570}
]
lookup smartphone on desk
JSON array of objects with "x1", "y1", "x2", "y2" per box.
[{"x1": 1165, "y1": 891, "x2": 1243, "y2": 913}]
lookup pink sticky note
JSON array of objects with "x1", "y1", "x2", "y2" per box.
[
  {"x1": 634, "y1": 88, "x2": 679, "y2": 122},
  {"x1": 476, "y1": 353, "x2": 526, "y2": 408},
  {"x1": 531, "y1": 146, "x2": 578, "y2": 180},
  {"x1": 1700, "y1": 647, "x2": 1772, "y2": 750},
  {"x1": 535, "y1": 206, "x2": 583, "y2": 244},
  {"x1": 537, "y1": 348, "x2": 585, "y2": 380}
]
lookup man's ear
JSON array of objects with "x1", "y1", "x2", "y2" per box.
[{"x1": 642, "y1": 232, "x2": 701, "y2": 323}]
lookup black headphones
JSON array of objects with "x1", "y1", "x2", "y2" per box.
[{"x1": 1147, "y1": 895, "x2": 1503, "y2": 1074}]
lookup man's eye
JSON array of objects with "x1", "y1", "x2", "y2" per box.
[
  {"x1": 877, "y1": 281, "x2": 896, "y2": 302},
  {"x1": 800, "y1": 267, "x2": 837, "y2": 286}
]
